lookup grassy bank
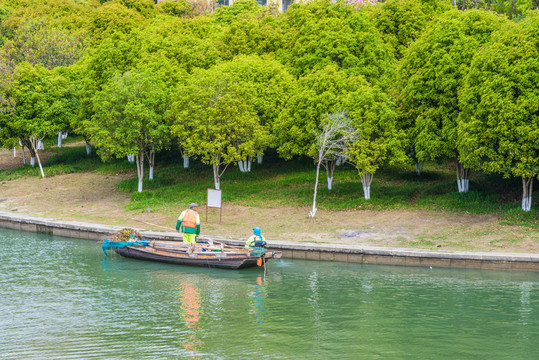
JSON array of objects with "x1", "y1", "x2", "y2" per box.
[{"x1": 1, "y1": 144, "x2": 538, "y2": 229}]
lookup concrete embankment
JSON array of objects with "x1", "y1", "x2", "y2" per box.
[{"x1": 1, "y1": 212, "x2": 538, "y2": 272}]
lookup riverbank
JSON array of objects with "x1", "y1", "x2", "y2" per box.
[
  {"x1": 1, "y1": 146, "x2": 538, "y2": 256},
  {"x1": 1, "y1": 211, "x2": 538, "y2": 272}
]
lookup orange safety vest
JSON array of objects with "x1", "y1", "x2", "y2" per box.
[{"x1": 182, "y1": 209, "x2": 198, "y2": 229}]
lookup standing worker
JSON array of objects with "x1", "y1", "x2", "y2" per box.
[
  {"x1": 245, "y1": 226, "x2": 266, "y2": 248},
  {"x1": 177, "y1": 203, "x2": 200, "y2": 243}
]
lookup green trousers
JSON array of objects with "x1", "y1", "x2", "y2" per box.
[{"x1": 183, "y1": 233, "x2": 197, "y2": 243}]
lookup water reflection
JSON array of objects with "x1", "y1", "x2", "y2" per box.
[
  {"x1": 251, "y1": 275, "x2": 265, "y2": 324},
  {"x1": 177, "y1": 275, "x2": 202, "y2": 359}
]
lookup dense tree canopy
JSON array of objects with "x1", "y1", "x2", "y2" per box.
[
  {"x1": 459, "y1": 13, "x2": 539, "y2": 211},
  {"x1": 0, "y1": 0, "x2": 537, "y2": 211},
  {"x1": 398, "y1": 9, "x2": 506, "y2": 192}
]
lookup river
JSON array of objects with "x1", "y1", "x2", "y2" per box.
[{"x1": 1, "y1": 228, "x2": 538, "y2": 359}]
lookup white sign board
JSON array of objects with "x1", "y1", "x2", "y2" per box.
[{"x1": 207, "y1": 189, "x2": 222, "y2": 208}]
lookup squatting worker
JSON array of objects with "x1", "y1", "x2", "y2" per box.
[
  {"x1": 245, "y1": 226, "x2": 266, "y2": 248},
  {"x1": 176, "y1": 203, "x2": 200, "y2": 243}
]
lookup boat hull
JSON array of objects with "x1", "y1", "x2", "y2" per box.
[{"x1": 113, "y1": 245, "x2": 275, "y2": 270}]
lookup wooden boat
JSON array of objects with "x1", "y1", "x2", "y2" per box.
[{"x1": 103, "y1": 239, "x2": 282, "y2": 270}]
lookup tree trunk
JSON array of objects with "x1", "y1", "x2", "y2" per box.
[
  {"x1": 30, "y1": 136, "x2": 45, "y2": 177},
  {"x1": 309, "y1": 160, "x2": 322, "y2": 218},
  {"x1": 212, "y1": 162, "x2": 220, "y2": 190},
  {"x1": 13, "y1": 147, "x2": 16, "y2": 157},
  {"x1": 27, "y1": 142, "x2": 36, "y2": 167},
  {"x1": 359, "y1": 172, "x2": 374, "y2": 200},
  {"x1": 238, "y1": 161, "x2": 245, "y2": 173},
  {"x1": 85, "y1": 142, "x2": 92, "y2": 155},
  {"x1": 461, "y1": 0, "x2": 466, "y2": 11},
  {"x1": 37, "y1": 139, "x2": 44, "y2": 150},
  {"x1": 57, "y1": 131, "x2": 63, "y2": 147},
  {"x1": 456, "y1": 160, "x2": 470, "y2": 193},
  {"x1": 127, "y1": 154, "x2": 135, "y2": 163},
  {"x1": 416, "y1": 161, "x2": 423, "y2": 176},
  {"x1": 21, "y1": 144, "x2": 26, "y2": 165},
  {"x1": 323, "y1": 159, "x2": 337, "y2": 191},
  {"x1": 135, "y1": 150, "x2": 144, "y2": 192},
  {"x1": 247, "y1": 157, "x2": 252, "y2": 172},
  {"x1": 257, "y1": 154, "x2": 263, "y2": 164},
  {"x1": 148, "y1": 148, "x2": 155, "y2": 181},
  {"x1": 522, "y1": 177, "x2": 533, "y2": 212},
  {"x1": 183, "y1": 155, "x2": 189, "y2": 168}
]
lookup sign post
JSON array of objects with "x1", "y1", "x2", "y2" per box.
[{"x1": 206, "y1": 188, "x2": 222, "y2": 224}]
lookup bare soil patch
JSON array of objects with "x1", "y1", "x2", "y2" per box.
[{"x1": 1, "y1": 155, "x2": 537, "y2": 253}]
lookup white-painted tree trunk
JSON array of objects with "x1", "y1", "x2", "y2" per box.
[
  {"x1": 309, "y1": 160, "x2": 321, "y2": 218},
  {"x1": 30, "y1": 157, "x2": 35, "y2": 166},
  {"x1": 148, "y1": 148, "x2": 155, "y2": 181},
  {"x1": 30, "y1": 136, "x2": 45, "y2": 177},
  {"x1": 37, "y1": 140, "x2": 44, "y2": 150},
  {"x1": 57, "y1": 131, "x2": 63, "y2": 147},
  {"x1": 85, "y1": 143, "x2": 92, "y2": 155},
  {"x1": 62, "y1": 131, "x2": 68, "y2": 139},
  {"x1": 359, "y1": 173, "x2": 374, "y2": 200},
  {"x1": 416, "y1": 161, "x2": 423, "y2": 175},
  {"x1": 13, "y1": 148, "x2": 16, "y2": 157},
  {"x1": 323, "y1": 159, "x2": 337, "y2": 191},
  {"x1": 238, "y1": 158, "x2": 252, "y2": 173},
  {"x1": 257, "y1": 154, "x2": 263, "y2": 164},
  {"x1": 456, "y1": 160, "x2": 470, "y2": 193},
  {"x1": 522, "y1": 177, "x2": 533, "y2": 212},
  {"x1": 21, "y1": 145, "x2": 26, "y2": 165},
  {"x1": 135, "y1": 150, "x2": 144, "y2": 192},
  {"x1": 212, "y1": 162, "x2": 220, "y2": 190},
  {"x1": 127, "y1": 154, "x2": 135, "y2": 163},
  {"x1": 183, "y1": 155, "x2": 189, "y2": 168}
]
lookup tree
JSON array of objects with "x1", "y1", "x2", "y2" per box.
[
  {"x1": 211, "y1": 55, "x2": 295, "y2": 170},
  {"x1": 346, "y1": 83, "x2": 406, "y2": 200},
  {"x1": 458, "y1": 15, "x2": 539, "y2": 211},
  {"x1": 274, "y1": 65, "x2": 360, "y2": 190},
  {"x1": 88, "y1": 69, "x2": 171, "y2": 192},
  {"x1": 0, "y1": 63, "x2": 76, "y2": 176},
  {"x1": 309, "y1": 111, "x2": 355, "y2": 218},
  {"x1": 398, "y1": 9, "x2": 505, "y2": 192},
  {"x1": 170, "y1": 65, "x2": 270, "y2": 190}
]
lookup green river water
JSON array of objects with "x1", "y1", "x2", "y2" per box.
[{"x1": 1, "y1": 227, "x2": 538, "y2": 359}]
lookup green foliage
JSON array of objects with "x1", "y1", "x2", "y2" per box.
[
  {"x1": 139, "y1": 16, "x2": 222, "y2": 73},
  {"x1": 213, "y1": 54, "x2": 295, "y2": 128},
  {"x1": 213, "y1": 0, "x2": 263, "y2": 24},
  {"x1": 366, "y1": 0, "x2": 446, "y2": 60},
  {"x1": 274, "y1": 65, "x2": 362, "y2": 159},
  {"x1": 218, "y1": 6, "x2": 286, "y2": 60},
  {"x1": 1, "y1": 18, "x2": 86, "y2": 69},
  {"x1": 1, "y1": 63, "x2": 76, "y2": 144},
  {"x1": 119, "y1": 0, "x2": 157, "y2": 17},
  {"x1": 169, "y1": 62, "x2": 271, "y2": 166},
  {"x1": 88, "y1": 0, "x2": 147, "y2": 42},
  {"x1": 346, "y1": 83, "x2": 407, "y2": 175},
  {"x1": 458, "y1": 13, "x2": 539, "y2": 179},
  {"x1": 282, "y1": 0, "x2": 395, "y2": 86},
  {"x1": 87, "y1": 69, "x2": 171, "y2": 160},
  {"x1": 158, "y1": 0, "x2": 191, "y2": 17},
  {"x1": 398, "y1": 9, "x2": 506, "y2": 163}
]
